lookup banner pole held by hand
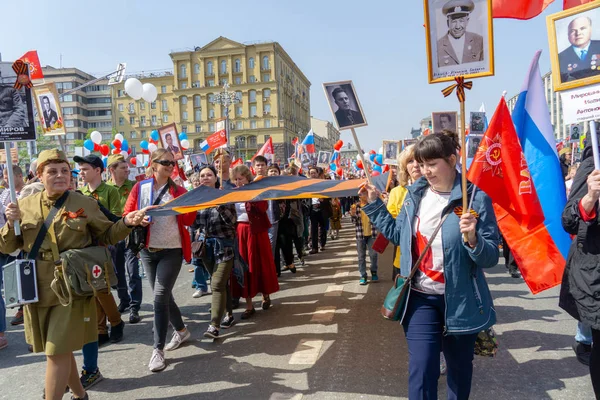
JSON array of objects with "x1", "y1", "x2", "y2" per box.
[
  {"x1": 4, "y1": 143, "x2": 20, "y2": 235},
  {"x1": 350, "y1": 128, "x2": 373, "y2": 186}
]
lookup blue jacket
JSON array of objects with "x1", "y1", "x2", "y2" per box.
[{"x1": 363, "y1": 174, "x2": 499, "y2": 335}]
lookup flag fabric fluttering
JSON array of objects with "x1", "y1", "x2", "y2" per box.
[
  {"x1": 504, "y1": 50, "x2": 572, "y2": 293},
  {"x1": 19, "y1": 50, "x2": 44, "y2": 80},
  {"x1": 300, "y1": 129, "x2": 315, "y2": 154},
  {"x1": 252, "y1": 136, "x2": 274, "y2": 162},
  {"x1": 200, "y1": 119, "x2": 227, "y2": 154},
  {"x1": 564, "y1": 0, "x2": 595, "y2": 10},
  {"x1": 492, "y1": 0, "x2": 554, "y2": 20}
]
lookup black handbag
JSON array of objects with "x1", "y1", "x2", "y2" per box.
[{"x1": 126, "y1": 184, "x2": 169, "y2": 253}]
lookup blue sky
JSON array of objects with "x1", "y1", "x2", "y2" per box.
[{"x1": 2, "y1": 0, "x2": 563, "y2": 150}]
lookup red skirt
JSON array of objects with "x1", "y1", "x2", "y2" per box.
[{"x1": 232, "y1": 222, "x2": 279, "y2": 299}]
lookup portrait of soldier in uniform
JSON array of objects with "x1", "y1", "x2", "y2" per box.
[{"x1": 437, "y1": 0, "x2": 484, "y2": 67}]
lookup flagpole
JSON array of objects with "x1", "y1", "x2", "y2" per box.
[
  {"x1": 350, "y1": 128, "x2": 373, "y2": 186},
  {"x1": 460, "y1": 99, "x2": 468, "y2": 242}
]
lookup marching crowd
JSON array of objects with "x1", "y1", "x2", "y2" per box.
[{"x1": 2, "y1": 129, "x2": 600, "y2": 399}]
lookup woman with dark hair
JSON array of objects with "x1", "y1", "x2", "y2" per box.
[
  {"x1": 124, "y1": 149, "x2": 196, "y2": 372},
  {"x1": 361, "y1": 132, "x2": 499, "y2": 399},
  {"x1": 231, "y1": 165, "x2": 279, "y2": 319}
]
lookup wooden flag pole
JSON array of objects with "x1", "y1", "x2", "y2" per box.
[{"x1": 350, "y1": 128, "x2": 373, "y2": 186}]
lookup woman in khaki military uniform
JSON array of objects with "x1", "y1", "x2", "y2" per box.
[{"x1": 0, "y1": 149, "x2": 149, "y2": 400}]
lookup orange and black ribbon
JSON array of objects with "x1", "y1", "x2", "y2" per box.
[
  {"x1": 63, "y1": 208, "x2": 87, "y2": 220},
  {"x1": 441, "y1": 76, "x2": 472, "y2": 103},
  {"x1": 454, "y1": 206, "x2": 479, "y2": 219},
  {"x1": 12, "y1": 60, "x2": 32, "y2": 89}
]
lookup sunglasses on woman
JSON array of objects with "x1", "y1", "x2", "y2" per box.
[{"x1": 154, "y1": 160, "x2": 176, "y2": 167}]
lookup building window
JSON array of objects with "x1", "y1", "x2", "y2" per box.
[
  {"x1": 263, "y1": 89, "x2": 271, "y2": 98},
  {"x1": 262, "y1": 56, "x2": 269, "y2": 70},
  {"x1": 195, "y1": 110, "x2": 201, "y2": 121},
  {"x1": 129, "y1": 117, "x2": 135, "y2": 125},
  {"x1": 234, "y1": 59, "x2": 241, "y2": 72},
  {"x1": 248, "y1": 136, "x2": 257, "y2": 147},
  {"x1": 208, "y1": 94, "x2": 215, "y2": 103},
  {"x1": 161, "y1": 100, "x2": 168, "y2": 111},
  {"x1": 119, "y1": 117, "x2": 124, "y2": 126},
  {"x1": 161, "y1": 85, "x2": 167, "y2": 93},
  {"x1": 250, "y1": 120, "x2": 257, "y2": 129},
  {"x1": 265, "y1": 119, "x2": 271, "y2": 128},
  {"x1": 151, "y1": 101, "x2": 156, "y2": 109},
  {"x1": 194, "y1": 63, "x2": 200, "y2": 74},
  {"x1": 236, "y1": 121, "x2": 243, "y2": 130},
  {"x1": 207, "y1": 61, "x2": 213, "y2": 75},
  {"x1": 182, "y1": 126, "x2": 187, "y2": 133},
  {"x1": 194, "y1": 95, "x2": 201, "y2": 107},
  {"x1": 248, "y1": 57, "x2": 255, "y2": 69},
  {"x1": 141, "y1": 130, "x2": 147, "y2": 138},
  {"x1": 249, "y1": 75, "x2": 256, "y2": 83},
  {"x1": 235, "y1": 77, "x2": 242, "y2": 85},
  {"x1": 220, "y1": 60, "x2": 227, "y2": 74},
  {"x1": 249, "y1": 90, "x2": 257, "y2": 102},
  {"x1": 140, "y1": 102, "x2": 145, "y2": 110},
  {"x1": 128, "y1": 103, "x2": 134, "y2": 113},
  {"x1": 182, "y1": 111, "x2": 188, "y2": 121},
  {"x1": 250, "y1": 105, "x2": 257, "y2": 117},
  {"x1": 209, "y1": 109, "x2": 215, "y2": 119},
  {"x1": 220, "y1": 78, "x2": 228, "y2": 86},
  {"x1": 236, "y1": 136, "x2": 246, "y2": 148},
  {"x1": 118, "y1": 103, "x2": 124, "y2": 112},
  {"x1": 195, "y1": 125, "x2": 201, "y2": 133},
  {"x1": 181, "y1": 96, "x2": 188, "y2": 105},
  {"x1": 151, "y1": 115, "x2": 157, "y2": 125},
  {"x1": 181, "y1": 82, "x2": 187, "y2": 89},
  {"x1": 209, "y1": 123, "x2": 215, "y2": 132},
  {"x1": 264, "y1": 104, "x2": 271, "y2": 113},
  {"x1": 118, "y1": 89, "x2": 124, "y2": 97},
  {"x1": 140, "y1": 116, "x2": 146, "y2": 126},
  {"x1": 263, "y1": 135, "x2": 270, "y2": 142},
  {"x1": 64, "y1": 119, "x2": 75, "y2": 128},
  {"x1": 235, "y1": 91, "x2": 243, "y2": 102},
  {"x1": 236, "y1": 106, "x2": 243, "y2": 116},
  {"x1": 262, "y1": 73, "x2": 270, "y2": 82},
  {"x1": 193, "y1": 80, "x2": 200, "y2": 88},
  {"x1": 207, "y1": 79, "x2": 215, "y2": 87},
  {"x1": 180, "y1": 64, "x2": 187, "y2": 78},
  {"x1": 163, "y1": 114, "x2": 168, "y2": 123},
  {"x1": 130, "y1": 131, "x2": 137, "y2": 139}
]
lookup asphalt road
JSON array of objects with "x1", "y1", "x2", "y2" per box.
[{"x1": 0, "y1": 216, "x2": 594, "y2": 399}]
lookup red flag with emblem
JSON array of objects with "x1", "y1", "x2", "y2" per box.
[
  {"x1": 252, "y1": 137, "x2": 274, "y2": 162},
  {"x1": 19, "y1": 50, "x2": 44, "y2": 81}
]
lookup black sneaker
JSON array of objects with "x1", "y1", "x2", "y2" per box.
[
  {"x1": 220, "y1": 314, "x2": 235, "y2": 329},
  {"x1": 203, "y1": 325, "x2": 219, "y2": 339},
  {"x1": 117, "y1": 302, "x2": 131, "y2": 314},
  {"x1": 129, "y1": 310, "x2": 141, "y2": 324},
  {"x1": 98, "y1": 333, "x2": 110, "y2": 347},
  {"x1": 573, "y1": 341, "x2": 592, "y2": 366},
  {"x1": 71, "y1": 392, "x2": 89, "y2": 400},
  {"x1": 80, "y1": 368, "x2": 104, "y2": 390},
  {"x1": 109, "y1": 320, "x2": 125, "y2": 343}
]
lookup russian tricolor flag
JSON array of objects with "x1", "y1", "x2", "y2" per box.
[
  {"x1": 507, "y1": 50, "x2": 571, "y2": 293},
  {"x1": 301, "y1": 129, "x2": 315, "y2": 154}
]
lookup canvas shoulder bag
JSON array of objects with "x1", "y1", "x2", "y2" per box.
[{"x1": 381, "y1": 212, "x2": 450, "y2": 321}]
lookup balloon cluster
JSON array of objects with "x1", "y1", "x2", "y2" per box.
[
  {"x1": 83, "y1": 131, "x2": 134, "y2": 168},
  {"x1": 353, "y1": 146, "x2": 387, "y2": 177},
  {"x1": 124, "y1": 78, "x2": 158, "y2": 103}
]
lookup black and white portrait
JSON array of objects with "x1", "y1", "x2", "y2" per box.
[
  {"x1": 323, "y1": 80, "x2": 367, "y2": 130},
  {"x1": 317, "y1": 151, "x2": 331, "y2": 168},
  {"x1": 425, "y1": 0, "x2": 494, "y2": 83},
  {"x1": 190, "y1": 153, "x2": 207, "y2": 168},
  {"x1": 0, "y1": 63, "x2": 36, "y2": 141},
  {"x1": 548, "y1": 2, "x2": 600, "y2": 90},
  {"x1": 571, "y1": 123, "x2": 583, "y2": 142},
  {"x1": 467, "y1": 134, "x2": 483, "y2": 158},
  {"x1": 138, "y1": 179, "x2": 154, "y2": 211},
  {"x1": 383, "y1": 140, "x2": 400, "y2": 165},
  {"x1": 33, "y1": 83, "x2": 65, "y2": 135},
  {"x1": 432, "y1": 111, "x2": 458, "y2": 134},
  {"x1": 470, "y1": 111, "x2": 486, "y2": 134}
]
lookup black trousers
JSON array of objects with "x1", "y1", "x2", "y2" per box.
[
  {"x1": 502, "y1": 237, "x2": 519, "y2": 275},
  {"x1": 275, "y1": 220, "x2": 295, "y2": 270},
  {"x1": 592, "y1": 329, "x2": 600, "y2": 399},
  {"x1": 310, "y1": 209, "x2": 327, "y2": 250}
]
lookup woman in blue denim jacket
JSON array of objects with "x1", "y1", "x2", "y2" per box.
[{"x1": 362, "y1": 132, "x2": 499, "y2": 400}]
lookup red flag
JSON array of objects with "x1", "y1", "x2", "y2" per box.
[
  {"x1": 19, "y1": 50, "x2": 44, "y2": 80},
  {"x1": 252, "y1": 137, "x2": 274, "y2": 162},
  {"x1": 231, "y1": 158, "x2": 243, "y2": 167},
  {"x1": 492, "y1": 0, "x2": 554, "y2": 19},
  {"x1": 200, "y1": 120, "x2": 227, "y2": 154},
  {"x1": 564, "y1": 0, "x2": 594, "y2": 9},
  {"x1": 467, "y1": 98, "x2": 565, "y2": 294}
]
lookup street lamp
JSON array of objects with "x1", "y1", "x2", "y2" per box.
[{"x1": 211, "y1": 83, "x2": 239, "y2": 155}]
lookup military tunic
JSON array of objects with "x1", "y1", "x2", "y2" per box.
[
  {"x1": 0, "y1": 190, "x2": 132, "y2": 355},
  {"x1": 106, "y1": 179, "x2": 135, "y2": 215},
  {"x1": 80, "y1": 181, "x2": 122, "y2": 217}
]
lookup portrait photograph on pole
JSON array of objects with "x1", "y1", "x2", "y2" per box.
[
  {"x1": 323, "y1": 80, "x2": 367, "y2": 131},
  {"x1": 470, "y1": 111, "x2": 486, "y2": 134},
  {"x1": 33, "y1": 83, "x2": 65, "y2": 135},
  {"x1": 382, "y1": 140, "x2": 400, "y2": 165},
  {"x1": 424, "y1": 0, "x2": 495, "y2": 84},
  {"x1": 158, "y1": 123, "x2": 184, "y2": 161},
  {"x1": 547, "y1": 1, "x2": 600, "y2": 91},
  {"x1": 0, "y1": 62, "x2": 36, "y2": 141},
  {"x1": 432, "y1": 111, "x2": 458, "y2": 133}
]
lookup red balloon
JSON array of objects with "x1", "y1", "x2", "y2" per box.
[
  {"x1": 149, "y1": 138, "x2": 157, "y2": 144},
  {"x1": 369, "y1": 150, "x2": 376, "y2": 155},
  {"x1": 336, "y1": 168, "x2": 343, "y2": 176},
  {"x1": 142, "y1": 149, "x2": 150, "y2": 154},
  {"x1": 99, "y1": 144, "x2": 110, "y2": 156},
  {"x1": 371, "y1": 171, "x2": 380, "y2": 177},
  {"x1": 382, "y1": 164, "x2": 390, "y2": 173},
  {"x1": 130, "y1": 158, "x2": 137, "y2": 166},
  {"x1": 333, "y1": 140, "x2": 344, "y2": 151},
  {"x1": 356, "y1": 159, "x2": 364, "y2": 170},
  {"x1": 127, "y1": 148, "x2": 132, "y2": 155},
  {"x1": 112, "y1": 148, "x2": 120, "y2": 155},
  {"x1": 93, "y1": 143, "x2": 100, "y2": 152},
  {"x1": 112, "y1": 139, "x2": 122, "y2": 149}
]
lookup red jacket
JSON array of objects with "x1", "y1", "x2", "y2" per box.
[
  {"x1": 245, "y1": 201, "x2": 271, "y2": 234},
  {"x1": 124, "y1": 180, "x2": 196, "y2": 262}
]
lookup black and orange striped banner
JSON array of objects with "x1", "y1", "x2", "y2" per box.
[{"x1": 147, "y1": 174, "x2": 389, "y2": 216}]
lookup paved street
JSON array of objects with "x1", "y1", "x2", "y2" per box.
[{"x1": 0, "y1": 216, "x2": 595, "y2": 399}]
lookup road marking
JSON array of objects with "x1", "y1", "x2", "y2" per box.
[
  {"x1": 310, "y1": 306, "x2": 337, "y2": 322},
  {"x1": 508, "y1": 346, "x2": 574, "y2": 364},
  {"x1": 269, "y1": 393, "x2": 304, "y2": 400},
  {"x1": 289, "y1": 339, "x2": 324, "y2": 365},
  {"x1": 324, "y1": 285, "x2": 344, "y2": 296},
  {"x1": 333, "y1": 271, "x2": 349, "y2": 278}
]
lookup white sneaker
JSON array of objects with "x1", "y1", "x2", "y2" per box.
[
  {"x1": 164, "y1": 327, "x2": 191, "y2": 351},
  {"x1": 148, "y1": 349, "x2": 166, "y2": 372},
  {"x1": 440, "y1": 352, "x2": 447, "y2": 375},
  {"x1": 192, "y1": 289, "x2": 208, "y2": 298}
]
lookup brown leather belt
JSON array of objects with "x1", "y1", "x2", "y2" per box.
[{"x1": 147, "y1": 247, "x2": 164, "y2": 253}]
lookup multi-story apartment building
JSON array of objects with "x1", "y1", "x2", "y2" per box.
[
  {"x1": 310, "y1": 117, "x2": 340, "y2": 152},
  {"x1": 42, "y1": 66, "x2": 112, "y2": 154},
  {"x1": 112, "y1": 36, "x2": 311, "y2": 162}
]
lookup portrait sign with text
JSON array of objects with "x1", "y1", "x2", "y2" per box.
[
  {"x1": 323, "y1": 80, "x2": 367, "y2": 131},
  {"x1": 547, "y1": 2, "x2": 600, "y2": 91},
  {"x1": 559, "y1": 83, "x2": 600, "y2": 124},
  {"x1": 0, "y1": 62, "x2": 36, "y2": 141},
  {"x1": 424, "y1": 0, "x2": 495, "y2": 84},
  {"x1": 33, "y1": 83, "x2": 65, "y2": 136}
]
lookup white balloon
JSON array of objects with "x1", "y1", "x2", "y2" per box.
[
  {"x1": 148, "y1": 143, "x2": 158, "y2": 153},
  {"x1": 124, "y1": 78, "x2": 143, "y2": 100},
  {"x1": 142, "y1": 83, "x2": 158, "y2": 103},
  {"x1": 378, "y1": 147, "x2": 383, "y2": 155},
  {"x1": 120, "y1": 150, "x2": 128, "y2": 158},
  {"x1": 180, "y1": 139, "x2": 190, "y2": 150},
  {"x1": 90, "y1": 130, "x2": 102, "y2": 144},
  {"x1": 114, "y1": 133, "x2": 124, "y2": 142}
]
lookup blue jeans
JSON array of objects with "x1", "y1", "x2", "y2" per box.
[
  {"x1": 0, "y1": 266, "x2": 5, "y2": 334},
  {"x1": 576, "y1": 321, "x2": 593, "y2": 345},
  {"x1": 403, "y1": 290, "x2": 478, "y2": 400},
  {"x1": 192, "y1": 258, "x2": 209, "y2": 291},
  {"x1": 110, "y1": 241, "x2": 142, "y2": 312},
  {"x1": 357, "y1": 236, "x2": 378, "y2": 278},
  {"x1": 268, "y1": 222, "x2": 279, "y2": 260},
  {"x1": 82, "y1": 341, "x2": 98, "y2": 372}
]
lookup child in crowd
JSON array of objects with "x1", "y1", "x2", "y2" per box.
[{"x1": 350, "y1": 191, "x2": 378, "y2": 285}]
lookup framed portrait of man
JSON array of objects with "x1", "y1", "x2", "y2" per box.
[
  {"x1": 33, "y1": 83, "x2": 65, "y2": 136},
  {"x1": 138, "y1": 178, "x2": 154, "y2": 220},
  {"x1": 547, "y1": 2, "x2": 600, "y2": 91},
  {"x1": 467, "y1": 134, "x2": 483, "y2": 158},
  {"x1": 0, "y1": 62, "x2": 36, "y2": 142},
  {"x1": 469, "y1": 111, "x2": 486, "y2": 134},
  {"x1": 323, "y1": 80, "x2": 367, "y2": 131},
  {"x1": 402, "y1": 138, "x2": 418, "y2": 149},
  {"x1": 432, "y1": 111, "x2": 458, "y2": 134},
  {"x1": 424, "y1": 0, "x2": 495, "y2": 84},
  {"x1": 317, "y1": 151, "x2": 331, "y2": 168},
  {"x1": 190, "y1": 152, "x2": 207, "y2": 168},
  {"x1": 158, "y1": 123, "x2": 184, "y2": 161},
  {"x1": 383, "y1": 140, "x2": 401, "y2": 165},
  {"x1": 570, "y1": 123, "x2": 583, "y2": 143}
]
